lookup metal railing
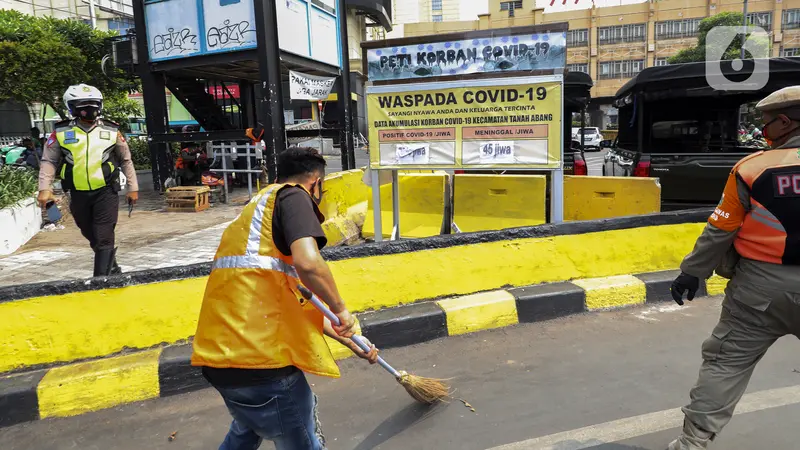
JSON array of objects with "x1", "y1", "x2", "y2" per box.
[{"x1": 208, "y1": 142, "x2": 265, "y2": 203}]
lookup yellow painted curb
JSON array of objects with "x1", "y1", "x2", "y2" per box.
[
  {"x1": 437, "y1": 290, "x2": 518, "y2": 336},
  {"x1": 573, "y1": 275, "x2": 646, "y2": 310},
  {"x1": 706, "y1": 275, "x2": 728, "y2": 296},
  {"x1": 37, "y1": 349, "x2": 161, "y2": 419}
]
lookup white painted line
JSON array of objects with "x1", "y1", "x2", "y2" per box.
[
  {"x1": 633, "y1": 303, "x2": 685, "y2": 322},
  {"x1": 485, "y1": 385, "x2": 800, "y2": 450}
]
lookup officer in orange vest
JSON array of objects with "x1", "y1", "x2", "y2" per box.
[
  {"x1": 192, "y1": 147, "x2": 378, "y2": 450},
  {"x1": 668, "y1": 85, "x2": 800, "y2": 449}
]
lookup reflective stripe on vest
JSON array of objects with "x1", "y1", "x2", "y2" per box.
[{"x1": 56, "y1": 125, "x2": 116, "y2": 191}]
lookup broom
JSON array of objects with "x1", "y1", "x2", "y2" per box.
[{"x1": 298, "y1": 285, "x2": 450, "y2": 404}]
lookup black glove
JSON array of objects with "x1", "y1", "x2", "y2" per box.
[{"x1": 671, "y1": 272, "x2": 700, "y2": 306}]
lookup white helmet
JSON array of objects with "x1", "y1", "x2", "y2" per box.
[{"x1": 63, "y1": 84, "x2": 103, "y2": 113}]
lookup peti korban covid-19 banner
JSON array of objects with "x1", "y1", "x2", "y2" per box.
[
  {"x1": 366, "y1": 31, "x2": 566, "y2": 81},
  {"x1": 367, "y1": 77, "x2": 563, "y2": 169}
]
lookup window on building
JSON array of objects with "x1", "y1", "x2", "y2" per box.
[
  {"x1": 431, "y1": 0, "x2": 442, "y2": 11},
  {"x1": 598, "y1": 59, "x2": 644, "y2": 79},
  {"x1": 108, "y1": 17, "x2": 135, "y2": 35},
  {"x1": 654, "y1": 57, "x2": 669, "y2": 67},
  {"x1": 567, "y1": 63, "x2": 589, "y2": 73},
  {"x1": 782, "y1": 47, "x2": 800, "y2": 57},
  {"x1": 747, "y1": 12, "x2": 773, "y2": 30},
  {"x1": 783, "y1": 9, "x2": 800, "y2": 30},
  {"x1": 655, "y1": 18, "x2": 702, "y2": 40},
  {"x1": 598, "y1": 24, "x2": 646, "y2": 45},
  {"x1": 499, "y1": 1, "x2": 524, "y2": 10},
  {"x1": 432, "y1": 14, "x2": 443, "y2": 22},
  {"x1": 500, "y1": 0, "x2": 523, "y2": 16},
  {"x1": 567, "y1": 28, "x2": 589, "y2": 47}
]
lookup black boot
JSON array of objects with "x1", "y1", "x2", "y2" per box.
[
  {"x1": 110, "y1": 258, "x2": 122, "y2": 275},
  {"x1": 93, "y1": 249, "x2": 115, "y2": 277}
]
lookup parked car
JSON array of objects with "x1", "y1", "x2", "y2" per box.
[
  {"x1": 602, "y1": 57, "x2": 800, "y2": 210},
  {"x1": 572, "y1": 127, "x2": 604, "y2": 151}
]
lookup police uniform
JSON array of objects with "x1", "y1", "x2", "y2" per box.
[
  {"x1": 669, "y1": 86, "x2": 800, "y2": 449},
  {"x1": 39, "y1": 118, "x2": 139, "y2": 275}
]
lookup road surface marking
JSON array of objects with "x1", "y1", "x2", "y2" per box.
[
  {"x1": 486, "y1": 384, "x2": 800, "y2": 450},
  {"x1": 633, "y1": 303, "x2": 685, "y2": 322}
]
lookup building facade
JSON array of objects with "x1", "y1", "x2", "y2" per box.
[
  {"x1": 397, "y1": 0, "x2": 800, "y2": 127},
  {"x1": 385, "y1": 0, "x2": 486, "y2": 38},
  {"x1": 1, "y1": 0, "x2": 134, "y2": 34}
]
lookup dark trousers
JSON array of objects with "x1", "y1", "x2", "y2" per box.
[
  {"x1": 211, "y1": 370, "x2": 325, "y2": 450},
  {"x1": 69, "y1": 187, "x2": 119, "y2": 251}
]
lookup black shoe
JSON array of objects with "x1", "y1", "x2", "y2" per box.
[{"x1": 110, "y1": 259, "x2": 122, "y2": 275}]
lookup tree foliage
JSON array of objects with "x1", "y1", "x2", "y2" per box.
[
  {"x1": 669, "y1": 12, "x2": 771, "y2": 64},
  {"x1": 0, "y1": 10, "x2": 139, "y2": 122}
]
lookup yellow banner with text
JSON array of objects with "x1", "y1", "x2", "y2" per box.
[{"x1": 367, "y1": 79, "x2": 562, "y2": 169}]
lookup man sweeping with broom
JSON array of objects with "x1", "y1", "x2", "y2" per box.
[{"x1": 191, "y1": 147, "x2": 379, "y2": 450}]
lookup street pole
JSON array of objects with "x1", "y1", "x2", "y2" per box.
[
  {"x1": 741, "y1": 0, "x2": 749, "y2": 59},
  {"x1": 336, "y1": 0, "x2": 355, "y2": 171},
  {"x1": 88, "y1": 0, "x2": 97, "y2": 28},
  {"x1": 253, "y1": 0, "x2": 287, "y2": 182}
]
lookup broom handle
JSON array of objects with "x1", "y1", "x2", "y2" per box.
[{"x1": 298, "y1": 285, "x2": 401, "y2": 378}]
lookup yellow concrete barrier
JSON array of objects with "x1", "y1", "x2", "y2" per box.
[
  {"x1": 564, "y1": 176, "x2": 661, "y2": 222},
  {"x1": 453, "y1": 174, "x2": 546, "y2": 233},
  {"x1": 0, "y1": 221, "x2": 706, "y2": 373},
  {"x1": 318, "y1": 169, "x2": 370, "y2": 246},
  {"x1": 362, "y1": 172, "x2": 448, "y2": 239}
]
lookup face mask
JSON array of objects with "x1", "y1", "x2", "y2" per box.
[
  {"x1": 762, "y1": 116, "x2": 800, "y2": 147},
  {"x1": 74, "y1": 105, "x2": 100, "y2": 121},
  {"x1": 311, "y1": 178, "x2": 324, "y2": 205}
]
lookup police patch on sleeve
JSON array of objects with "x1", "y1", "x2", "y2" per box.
[{"x1": 773, "y1": 173, "x2": 800, "y2": 197}]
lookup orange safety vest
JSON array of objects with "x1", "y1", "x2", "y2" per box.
[
  {"x1": 191, "y1": 184, "x2": 340, "y2": 378},
  {"x1": 711, "y1": 147, "x2": 800, "y2": 265}
]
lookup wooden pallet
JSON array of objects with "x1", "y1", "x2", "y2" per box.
[{"x1": 165, "y1": 186, "x2": 211, "y2": 212}]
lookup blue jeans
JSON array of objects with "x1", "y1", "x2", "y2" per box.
[{"x1": 213, "y1": 370, "x2": 325, "y2": 450}]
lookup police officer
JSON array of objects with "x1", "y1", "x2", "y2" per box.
[
  {"x1": 668, "y1": 85, "x2": 800, "y2": 449},
  {"x1": 37, "y1": 84, "x2": 139, "y2": 277}
]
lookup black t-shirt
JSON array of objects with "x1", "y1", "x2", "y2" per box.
[{"x1": 202, "y1": 186, "x2": 327, "y2": 387}]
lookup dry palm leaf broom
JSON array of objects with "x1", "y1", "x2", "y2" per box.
[{"x1": 298, "y1": 285, "x2": 450, "y2": 404}]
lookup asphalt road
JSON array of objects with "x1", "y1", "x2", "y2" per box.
[{"x1": 5, "y1": 296, "x2": 800, "y2": 450}]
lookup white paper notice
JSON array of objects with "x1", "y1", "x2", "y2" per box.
[
  {"x1": 395, "y1": 144, "x2": 430, "y2": 165},
  {"x1": 479, "y1": 142, "x2": 515, "y2": 164}
]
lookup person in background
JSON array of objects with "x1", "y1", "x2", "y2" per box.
[
  {"x1": 19, "y1": 138, "x2": 41, "y2": 169},
  {"x1": 31, "y1": 127, "x2": 45, "y2": 149},
  {"x1": 37, "y1": 84, "x2": 139, "y2": 277},
  {"x1": 192, "y1": 147, "x2": 378, "y2": 450},
  {"x1": 668, "y1": 86, "x2": 800, "y2": 449}
]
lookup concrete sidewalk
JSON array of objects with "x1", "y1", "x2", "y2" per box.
[
  {"x1": 3, "y1": 297, "x2": 800, "y2": 449},
  {"x1": 0, "y1": 187, "x2": 242, "y2": 287}
]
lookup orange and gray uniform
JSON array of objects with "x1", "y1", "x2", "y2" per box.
[{"x1": 679, "y1": 135, "x2": 800, "y2": 437}]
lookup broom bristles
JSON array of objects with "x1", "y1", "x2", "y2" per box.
[{"x1": 396, "y1": 371, "x2": 451, "y2": 404}]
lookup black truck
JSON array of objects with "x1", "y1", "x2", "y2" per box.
[{"x1": 602, "y1": 57, "x2": 800, "y2": 210}]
